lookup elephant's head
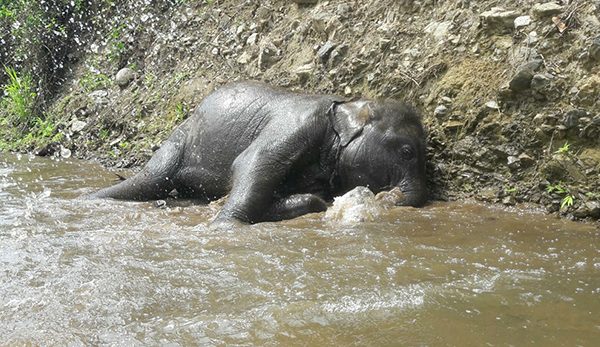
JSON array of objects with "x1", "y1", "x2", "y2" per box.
[{"x1": 330, "y1": 100, "x2": 427, "y2": 207}]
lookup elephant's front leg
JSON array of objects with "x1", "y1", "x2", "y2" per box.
[{"x1": 262, "y1": 194, "x2": 327, "y2": 222}]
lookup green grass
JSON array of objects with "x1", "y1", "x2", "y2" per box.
[
  {"x1": 547, "y1": 182, "x2": 576, "y2": 211},
  {"x1": 555, "y1": 141, "x2": 570, "y2": 155},
  {"x1": 107, "y1": 24, "x2": 127, "y2": 62},
  {"x1": 1, "y1": 66, "x2": 37, "y2": 126},
  {"x1": 79, "y1": 71, "x2": 111, "y2": 92},
  {"x1": 0, "y1": 66, "x2": 62, "y2": 151}
]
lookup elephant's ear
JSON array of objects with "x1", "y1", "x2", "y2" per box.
[{"x1": 330, "y1": 101, "x2": 372, "y2": 147}]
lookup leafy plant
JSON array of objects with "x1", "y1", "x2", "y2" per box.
[
  {"x1": 0, "y1": 5, "x2": 13, "y2": 18},
  {"x1": 79, "y1": 71, "x2": 111, "y2": 92},
  {"x1": 546, "y1": 183, "x2": 567, "y2": 194},
  {"x1": 547, "y1": 182, "x2": 576, "y2": 211},
  {"x1": 175, "y1": 102, "x2": 187, "y2": 121},
  {"x1": 585, "y1": 192, "x2": 600, "y2": 200},
  {"x1": 555, "y1": 141, "x2": 570, "y2": 155},
  {"x1": 107, "y1": 24, "x2": 127, "y2": 62},
  {"x1": 1, "y1": 66, "x2": 37, "y2": 126},
  {"x1": 560, "y1": 194, "x2": 574, "y2": 209},
  {"x1": 99, "y1": 128, "x2": 110, "y2": 140}
]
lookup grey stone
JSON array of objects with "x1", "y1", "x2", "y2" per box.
[
  {"x1": 531, "y1": 73, "x2": 554, "y2": 92},
  {"x1": 425, "y1": 21, "x2": 453, "y2": 41},
  {"x1": 434, "y1": 105, "x2": 449, "y2": 117},
  {"x1": 329, "y1": 45, "x2": 348, "y2": 65},
  {"x1": 485, "y1": 100, "x2": 500, "y2": 110},
  {"x1": 60, "y1": 147, "x2": 72, "y2": 159},
  {"x1": 336, "y1": 4, "x2": 351, "y2": 17},
  {"x1": 246, "y1": 33, "x2": 258, "y2": 46},
  {"x1": 573, "y1": 201, "x2": 600, "y2": 219},
  {"x1": 317, "y1": 41, "x2": 336, "y2": 62},
  {"x1": 441, "y1": 96, "x2": 453, "y2": 104},
  {"x1": 532, "y1": 2, "x2": 564, "y2": 18},
  {"x1": 509, "y1": 59, "x2": 544, "y2": 92},
  {"x1": 507, "y1": 155, "x2": 521, "y2": 169},
  {"x1": 518, "y1": 153, "x2": 535, "y2": 167},
  {"x1": 294, "y1": 63, "x2": 315, "y2": 80},
  {"x1": 88, "y1": 90, "x2": 109, "y2": 106},
  {"x1": 502, "y1": 195, "x2": 517, "y2": 205},
  {"x1": 258, "y1": 41, "x2": 281, "y2": 70},
  {"x1": 589, "y1": 36, "x2": 600, "y2": 61},
  {"x1": 509, "y1": 69, "x2": 534, "y2": 92},
  {"x1": 115, "y1": 68, "x2": 135, "y2": 88},
  {"x1": 514, "y1": 15, "x2": 532, "y2": 29},
  {"x1": 292, "y1": 0, "x2": 318, "y2": 4},
  {"x1": 525, "y1": 31, "x2": 539, "y2": 45},
  {"x1": 480, "y1": 7, "x2": 519, "y2": 32},
  {"x1": 71, "y1": 120, "x2": 87, "y2": 133},
  {"x1": 563, "y1": 109, "x2": 587, "y2": 129},
  {"x1": 237, "y1": 51, "x2": 252, "y2": 64}
]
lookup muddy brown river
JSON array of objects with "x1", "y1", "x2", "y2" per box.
[{"x1": 0, "y1": 153, "x2": 599, "y2": 346}]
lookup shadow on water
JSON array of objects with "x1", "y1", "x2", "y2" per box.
[{"x1": 1, "y1": 153, "x2": 599, "y2": 345}]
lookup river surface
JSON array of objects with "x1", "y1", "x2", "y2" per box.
[{"x1": 0, "y1": 153, "x2": 599, "y2": 346}]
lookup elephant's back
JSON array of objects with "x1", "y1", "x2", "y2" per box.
[
  {"x1": 187, "y1": 81, "x2": 340, "y2": 152},
  {"x1": 174, "y1": 81, "x2": 341, "y2": 197}
]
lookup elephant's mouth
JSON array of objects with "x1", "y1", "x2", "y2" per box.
[
  {"x1": 377, "y1": 184, "x2": 427, "y2": 206},
  {"x1": 374, "y1": 187, "x2": 427, "y2": 207},
  {"x1": 395, "y1": 188, "x2": 427, "y2": 207}
]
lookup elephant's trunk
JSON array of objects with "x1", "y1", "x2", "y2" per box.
[
  {"x1": 395, "y1": 180, "x2": 428, "y2": 207},
  {"x1": 395, "y1": 190, "x2": 427, "y2": 207}
]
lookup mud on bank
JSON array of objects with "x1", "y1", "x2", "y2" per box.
[{"x1": 1, "y1": 0, "x2": 599, "y2": 222}]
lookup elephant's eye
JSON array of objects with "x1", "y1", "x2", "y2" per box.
[{"x1": 400, "y1": 145, "x2": 415, "y2": 160}]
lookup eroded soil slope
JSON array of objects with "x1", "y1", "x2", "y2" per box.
[{"x1": 38, "y1": 0, "x2": 600, "y2": 221}]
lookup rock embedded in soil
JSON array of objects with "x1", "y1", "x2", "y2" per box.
[
  {"x1": 317, "y1": 41, "x2": 336, "y2": 62},
  {"x1": 530, "y1": 73, "x2": 555, "y2": 99},
  {"x1": 480, "y1": 7, "x2": 520, "y2": 32},
  {"x1": 258, "y1": 41, "x2": 281, "y2": 70},
  {"x1": 514, "y1": 15, "x2": 532, "y2": 29},
  {"x1": 509, "y1": 59, "x2": 543, "y2": 92},
  {"x1": 425, "y1": 21, "x2": 453, "y2": 42},
  {"x1": 292, "y1": 0, "x2": 318, "y2": 4},
  {"x1": 115, "y1": 67, "x2": 135, "y2": 88},
  {"x1": 88, "y1": 90, "x2": 109, "y2": 106},
  {"x1": 589, "y1": 36, "x2": 600, "y2": 61},
  {"x1": 71, "y1": 120, "x2": 87, "y2": 133},
  {"x1": 507, "y1": 155, "x2": 521, "y2": 170},
  {"x1": 485, "y1": 100, "x2": 500, "y2": 110},
  {"x1": 532, "y1": 2, "x2": 564, "y2": 18},
  {"x1": 573, "y1": 201, "x2": 600, "y2": 219},
  {"x1": 434, "y1": 104, "x2": 448, "y2": 117}
]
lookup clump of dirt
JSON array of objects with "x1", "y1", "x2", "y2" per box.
[{"x1": 29, "y1": 0, "x2": 600, "y2": 222}]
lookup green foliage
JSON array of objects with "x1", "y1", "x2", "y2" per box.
[
  {"x1": 0, "y1": 5, "x2": 13, "y2": 18},
  {"x1": 547, "y1": 182, "x2": 576, "y2": 211},
  {"x1": 1, "y1": 66, "x2": 37, "y2": 126},
  {"x1": 175, "y1": 102, "x2": 187, "y2": 122},
  {"x1": 99, "y1": 128, "x2": 110, "y2": 140},
  {"x1": 108, "y1": 24, "x2": 127, "y2": 63},
  {"x1": 546, "y1": 183, "x2": 567, "y2": 194},
  {"x1": 560, "y1": 195, "x2": 574, "y2": 210},
  {"x1": 143, "y1": 73, "x2": 157, "y2": 88},
  {"x1": 555, "y1": 141, "x2": 570, "y2": 155},
  {"x1": 0, "y1": 66, "x2": 62, "y2": 151},
  {"x1": 79, "y1": 71, "x2": 111, "y2": 92},
  {"x1": 585, "y1": 192, "x2": 600, "y2": 200}
]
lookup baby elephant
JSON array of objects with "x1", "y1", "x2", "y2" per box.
[{"x1": 90, "y1": 81, "x2": 427, "y2": 224}]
